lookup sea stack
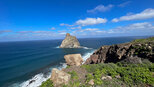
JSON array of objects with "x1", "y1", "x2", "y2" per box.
[{"x1": 60, "y1": 33, "x2": 80, "y2": 48}]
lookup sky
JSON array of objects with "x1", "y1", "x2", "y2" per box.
[{"x1": 0, "y1": 0, "x2": 154, "y2": 42}]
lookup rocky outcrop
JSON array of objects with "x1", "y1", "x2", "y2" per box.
[
  {"x1": 60, "y1": 33, "x2": 80, "y2": 48},
  {"x1": 85, "y1": 38, "x2": 154, "y2": 64},
  {"x1": 50, "y1": 68, "x2": 71, "y2": 86},
  {"x1": 64, "y1": 54, "x2": 83, "y2": 66}
]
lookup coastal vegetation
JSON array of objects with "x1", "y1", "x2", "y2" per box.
[
  {"x1": 132, "y1": 37, "x2": 154, "y2": 43},
  {"x1": 40, "y1": 79, "x2": 54, "y2": 87},
  {"x1": 40, "y1": 62, "x2": 154, "y2": 87},
  {"x1": 82, "y1": 62, "x2": 154, "y2": 86}
]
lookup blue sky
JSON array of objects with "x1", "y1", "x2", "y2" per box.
[{"x1": 0, "y1": 0, "x2": 154, "y2": 41}]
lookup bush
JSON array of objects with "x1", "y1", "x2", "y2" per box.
[
  {"x1": 86, "y1": 73, "x2": 93, "y2": 83},
  {"x1": 82, "y1": 63, "x2": 154, "y2": 86},
  {"x1": 68, "y1": 71, "x2": 78, "y2": 80},
  {"x1": 132, "y1": 37, "x2": 154, "y2": 43},
  {"x1": 67, "y1": 71, "x2": 81, "y2": 87},
  {"x1": 40, "y1": 79, "x2": 54, "y2": 87}
]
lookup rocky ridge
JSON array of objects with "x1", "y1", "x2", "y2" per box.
[{"x1": 85, "y1": 37, "x2": 154, "y2": 64}]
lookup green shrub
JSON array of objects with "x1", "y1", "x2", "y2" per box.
[
  {"x1": 82, "y1": 63, "x2": 154, "y2": 86},
  {"x1": 132, "y1": 37, "x2": 154, "y2": 43},
  {"x1": 67, "y1": 71, "x2": 81, "y2": 87},
  {"x1": 86, "y1": 73, "x2": 94, "y2": 83},
  {"x1": 69, "y1": 81, "x2": 80, "y2": 87},
  {"x1": 68, "y1": 71, "x2": 78, "y2": 80},
  {"x1": 40, "y1": 79, "x2": 54, "y2": 87}
]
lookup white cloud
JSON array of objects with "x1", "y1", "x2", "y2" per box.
[
  {"x1": 84, "y1": 28, "x2": 99, "y2": 31},
  {"x1": 60, "y1": 23, "x2": 73, "y2": 26},
  {"x1": 16, "y1": 31, "x2": 53, "y2": 34},
  {"x1": 69, "y1": 26, "x2": 81, "y2": 29},
  {"x1": 87, "y1": 4, "x2": 114, "y2": 13},
  {"x1": 58, "y1": 30, "x2": 67, "y2": 35},
  {"x1": 16, "y1": 31, "x2": 33, "y2": 34},
  {"x1": 112, "y1": 8, "x2": 154, "y2": 22},
  {"x1": 1, "y1": 22, "x2": 154, "y2": 41},
  {"x1": 75, "y1": 17, "x2": 107, "y2": 26},
  {"x1": 72, "y1": 22, "x2": 154, "y2": 37},
  {"x1": 106, "y1": 22, "x2": 154, "y2": 34},
  {"x1": 118, "y1": 1, "x2": 131, "y2": 7}
]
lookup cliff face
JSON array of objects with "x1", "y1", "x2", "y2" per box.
[
  {"x1": 85, "y1": 37, "x2": 154, "y2": 64},
  {"x1": 60, "y1": 33, "x2": 80, "y2": 48}
]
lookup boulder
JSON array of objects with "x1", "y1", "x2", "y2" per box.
[
  {"x1": 101, "y1": 76, "x2": 112, "y2": 80},
  {"x1": 60, "y1": 33, "x2": 80, "y2": 48},
  {"x1": 115, "y1": 75, "x2": 121, "y2": 79},
  {"x1": 64, "y1": 54, "x2": 83, "y2": 66},
  {"x1": 50, "y1": 68, "x2": 71, "y2": 86},
  {"x1": 88, "y1": 79, "x2": 94, "y2": 85}
]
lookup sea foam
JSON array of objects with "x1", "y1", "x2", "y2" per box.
[
  {"x1": 82, "y1": 50, "x2": 95, "y2": 63},
  {"x1": 55, "y1": 46, "x2": 92, "y2": 49}
]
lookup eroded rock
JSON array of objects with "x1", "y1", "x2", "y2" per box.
[
  {"x1": 64, "y1": 54, "x2": 83, "y2": 66},
  {"x1": 85, "y1": 40, "x2": 154, "y2": 64},
  {"x1": 50, "y1": 68, "x2": 71, "y2": 86},
  {"x1": 101, "y1": 76, "x2": 112, "y2": 80},
  {"x1": 60, "y1": 33, "x2": 80, "y2": 48}
]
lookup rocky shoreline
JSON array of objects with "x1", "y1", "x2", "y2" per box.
[{"x1": 40, "y1": 37, "x2": 154, "y2": 87}]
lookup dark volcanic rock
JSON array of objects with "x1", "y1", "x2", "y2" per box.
[
  {"x1": 121, "y1": 57, "x2": 142, "y2": 64},
  {"x1": 85, "y1": 38, "x2": 154, "y2": 64}
]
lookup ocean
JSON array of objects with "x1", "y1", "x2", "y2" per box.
[{"x1": 0, "y1": 36, "x2": 149, "y2": 87}]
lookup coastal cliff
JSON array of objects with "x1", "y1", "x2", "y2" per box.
[
  {"x1": 85, "y1": 37, "x2": 154, "y2": 64},
  {"x1": 41, "y1": 37, "x2": 154, "y2": 87},
  {"x1": 60, "y1": 33, "x2": 80, "y2": 48}
]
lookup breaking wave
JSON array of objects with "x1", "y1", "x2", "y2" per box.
[{"x1": 55, "y1": 46, "x2": 92, "y2": 49}]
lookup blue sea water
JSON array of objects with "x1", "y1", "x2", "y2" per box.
[{"x1": 0, "y1": 36, "x2": 149, "y2": 87}]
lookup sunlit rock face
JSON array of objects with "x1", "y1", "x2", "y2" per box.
[
  {"x1": 60, "y1": 33, "x2": 80, "y2": 48},
  {"x1": 64, "y1": 54, "x2": 83, "y2": 66},
  {"x1": 50, "y1": 68, "x2": 71, "y2": 87}
]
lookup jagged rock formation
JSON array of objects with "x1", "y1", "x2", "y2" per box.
[
  {"x1": 85, "y1": 37, "x2": 154, "y2": 64},
  {"x1": 64, "y1": 54, "x2": 83, "y2": 66},
  {"x1": 60, "y1": 33, "x2": 80, "y2": 48},
  {"x1": 50, "y1": 68, "x2": 71, "y2": 87}
]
